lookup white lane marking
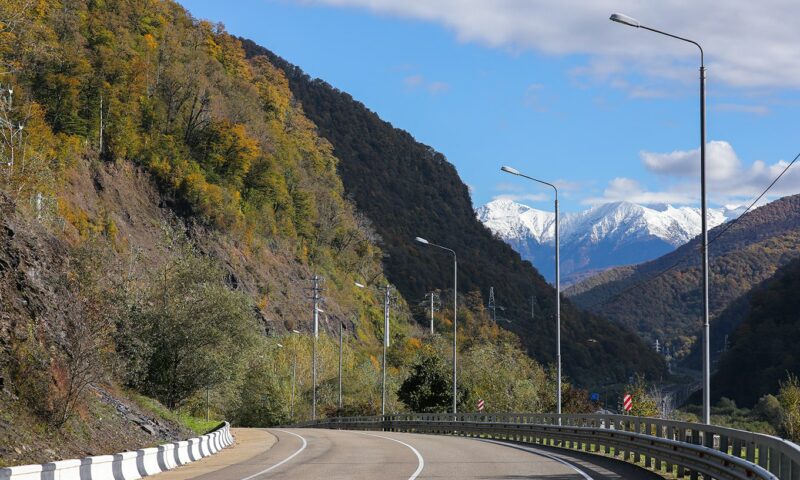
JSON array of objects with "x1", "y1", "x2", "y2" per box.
[
  {"x1": 239, "y1": 429, "x2": 308, "y2": 480},
  {"x1": 357, "y1": 432, "x2": 425, "y2": 480},
  {"x1": 479, "y1": 438, "x2": 594, "y2": 480}
]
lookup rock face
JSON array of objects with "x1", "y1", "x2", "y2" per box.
[
  {"x1": 0, "y1": 183, "x2": 195, "y2": 466},
  {"x1": 0, "y1": 192, "x2": 73, "y2": 373},
  {"x1": 476, "y1": 199, "x2": 743, "y2": 283}
]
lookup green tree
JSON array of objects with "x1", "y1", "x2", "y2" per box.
[
  {"x1": 778, "y1": 373, "x2": 800, "y2": 441},
  {"x1": 398, "y1": 351, "x2": 464, "y2": 413},
  {"x1": 123, "y1": 245, "x2": 259, "y2": 409},
  {"x1": 623, "y1": 374, "x2": 660, "y2": 417}
]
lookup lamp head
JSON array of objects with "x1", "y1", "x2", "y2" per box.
[
  {"x1": 610, "y1": 13, "x2": 640, "y2": 28},
  {"x1": 500, "y1": 165, "x2": 521, "y2": 175},
  {"x1": 415, "y1": 237, "x2": 429, "y2": 245}
]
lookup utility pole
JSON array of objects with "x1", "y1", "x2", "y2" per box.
[
  {"x1": 425, "y1": 291, "x2": 438, "y2": 335},
  {"x1": 291, "y1": 347, "x2": 297, "y2": 421},
  {"x1": 99, "y1": 94, "x2": 103, "y2": 155},
  {"x1": 338, "y1": 321, "x2": 345, "y2": 412},
  {"x1": 311, "y1": 275, "x2": 321, "y2": 420},
  {"x1": 430, "y1": 293, "x2": 435, "y2": 334},
  {"x1": 488, "y1": 287, "x2": 497, "y2": 323},
  {"x1": 430, "y1": 292, "x2": 436, "y2": 334},
  {"x1": 382, "y1": 285, "x2": 391, "y2": 416}
]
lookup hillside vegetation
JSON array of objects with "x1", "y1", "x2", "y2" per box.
[
  {"x1": 711, "y1": 256, "x2": 800, "y2": 406},
  {"x1": 567, "y1": 194, "x2": 800, "y2": 359},
  {"x1": 0, "y1": 0, "x2": 620, "y2": 465},
  {"x1": 241, "y1": 39, "x2": 667, "y2": 389}
]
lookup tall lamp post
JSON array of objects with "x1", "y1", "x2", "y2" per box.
[
  {"x1": 415, "y1": 237, "x2": 458, "y2": 415},
  {"x1": 500, "y1": 166, "x2": 561, "y2": 418},
  {"x1": 609, "y1": 13, "x2": 711, "y2": 425}
]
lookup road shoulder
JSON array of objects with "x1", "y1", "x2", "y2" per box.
[{"x1": 153, "y1": 428, "x2": 277, "y2": 480}]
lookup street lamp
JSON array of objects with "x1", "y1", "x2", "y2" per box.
[
  {"x1": 415, "y1": 236, "x2": 458, "y2": 415},
  {"x1": 500, "y1": 166, "x2": 561, "y2": 418},
  {"x1": 609, "y1": 13, "x2": 711, "y2": 425}
]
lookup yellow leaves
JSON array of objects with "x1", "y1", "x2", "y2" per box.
[
  {"x1": 406, "y1": 337, "x2": 422, "y2": 351},
  {"x1": 181, "y1": 169, "x2": 244, "y2": 230},
  {"x1": 142, "y1": 33, "x2": 157, "y2": 51}
]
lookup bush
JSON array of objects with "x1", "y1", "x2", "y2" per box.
[
  {"x1": 754, "y1": 394, "x2": 782, "y2": 426},
  {"x1": 778, "y1": 373, "x2": 800, "y2": 441}
]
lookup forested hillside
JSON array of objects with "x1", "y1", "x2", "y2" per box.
[
  {"x1": 0, "y1": 0, "x2": 628, "y2": 466},
  {"x1": 567, "y1": 194, "x2": 800, "y2": 359},
  {"x1": 711, "y1": 257, "x2": 800, "y2": 406},
  {"x1": 240, "y1": 39, "x2": 667, "y2": 387},
  {"x1": 0, "y1": 0, "x2": 403, "y2": 464}
]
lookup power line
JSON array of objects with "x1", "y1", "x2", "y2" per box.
[{"x1": 581, "y1": 150, "x2": 800, "y2": 311}]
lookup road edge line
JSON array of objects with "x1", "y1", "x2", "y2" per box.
[
  {"x1": 239, "y1": 430, "x2": 307, "y2": 480},
  {"x1": 478, "y1": 438, "x2": 594, "y2": 479},
  {"x1": 356, "y1": 432, "x2": 424, "y2": 480}
]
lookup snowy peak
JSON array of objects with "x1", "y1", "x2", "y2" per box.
[
  {"x1": 477, "y1": 198, "x2": 741, "y2": 283},
  {"x1": 479, "y1": 199, "x2": 736, "y2": 247},
  {"x1": 476, "y1": 199, "x2": 555, "y2": 243}
]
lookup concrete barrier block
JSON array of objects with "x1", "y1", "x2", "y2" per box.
[
  {"x1": 199, "y1": 435, "x2": 210, "y2": 458},
  {"x1": 136, "y1": 447, "x2": 161, "y2": 476},
  {"x1": 0, "y1": 464, "x2": 43, "y2": 480},
  {"x1": 83, "y1": 455, "x2": 114, "y2": 479},
  {"x1": 46, "y1": 459, "x2": 82, "y2": 480},
  {"x1": 173, "y1": 441, "x2": 191, "y2": 466},
  {"x1": 156, "y1": 444, "x2": 176, "y2": 471},
  {"x1": 210, "y1": 432, "x2": 221, "y2": 453},
  {"x1": 113, "y1": 451, "x2": 141, "y2": 480}
]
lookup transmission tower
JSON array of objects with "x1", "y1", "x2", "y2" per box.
[{"x1": 488, "y1": 287, "x2": 497, "y2": 323}]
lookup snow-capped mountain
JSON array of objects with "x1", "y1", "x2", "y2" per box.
[{"x1": 476, "y1": 199, "x2": 744, "y2": 284}]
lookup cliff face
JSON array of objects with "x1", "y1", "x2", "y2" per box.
[{"x1": 0, "y1": 184, "x2": 185, "y2": 465}]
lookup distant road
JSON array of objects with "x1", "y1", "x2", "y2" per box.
[{"x1": 159, "y1": 427, "x2": 663, "y2": 479}]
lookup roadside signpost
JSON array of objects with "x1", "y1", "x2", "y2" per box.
[{"x1": 623, "y1": 394, "x2": 633, "y2": 413}]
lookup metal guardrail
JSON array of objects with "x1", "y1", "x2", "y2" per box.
[{"x1": 292, "y1": 413, "x2": 800, "y2": 480}]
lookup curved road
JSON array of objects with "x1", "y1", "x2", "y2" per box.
[{"x1": 157, "y1": 428, "x2": 663, "y2": 479}]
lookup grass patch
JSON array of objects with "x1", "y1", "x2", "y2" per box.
[{"x1": 130, "y1": 393, "x2": 222, "y2": 436}]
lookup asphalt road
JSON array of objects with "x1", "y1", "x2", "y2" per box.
[{"x1": 160, "y1": 428, "x2": 664, "y2": 479}]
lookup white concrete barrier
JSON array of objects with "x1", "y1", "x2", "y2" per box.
[
  {"x1": 0, "y1": 423, "x2": 233, "y2": 480},
  {"x1": 137, "y1": 448, "x2": 161, "y2": 476},
  {"x1": 85, "y1": 455, "x2": 115, "y2": 479}
]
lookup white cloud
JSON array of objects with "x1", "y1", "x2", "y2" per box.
[
  {"x1": 298, "y1": 0, "x2": 800, "y2": 89},
  {"x1": 590, "y1": 143, "x2": 800, "y2": 206},
  {"x1": 641, "y1": 140, "x2": 741, "y2": 181},
  {"x1": 714, "y1": 103, "x2": 770, "y2": 115},
  {"x1": 404, "y1": 74, "x2": 424, "y2": 87},
  {"x1": 583, "y1": 177, "x2": 694, "y2": 206},
  {"x1": 523, "y1": 83, "x2": 549, "y2": 111},
  {"x1": 404, "y1": 74, "x2": 450, "y2": 95}
]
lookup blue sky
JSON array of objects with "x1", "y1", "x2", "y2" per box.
[{"x1": 179, "y1": 0, "x2": 800, "y2": 213}]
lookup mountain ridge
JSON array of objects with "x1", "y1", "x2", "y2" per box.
[
  {"x1": 477, "y1": 198, "x2": 743, "y2": 283},
  {"x1": 566, "y1": 193, "x2": 800, "y2": 358},
  {"x1": 239, "y1": 37, "x2": 669, "y2": 387}
]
